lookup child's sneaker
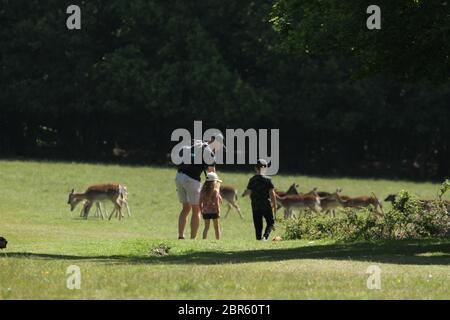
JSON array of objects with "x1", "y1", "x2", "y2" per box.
[{"x1": 262, "y1": 235, "x2": 269, "y2": 241}]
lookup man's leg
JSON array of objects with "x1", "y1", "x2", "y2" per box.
[
  {"x1": 178, "y1": 203, "x2": 191, "y2": 239},
  {"x1": 263, "y1": 210, "x2": 275, "y2": 239},
  {"x1": 252, "y1": 210, "x2": 263, "y2": 240},
  {"x1": 184, "y1": 177, "x2": 201, "y2": 239},
  {"x1": 190, "y1": 204, "x2": 201, "y2": 239}
]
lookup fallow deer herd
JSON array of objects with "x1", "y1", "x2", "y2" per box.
[
  {"x1": 273, "y1": 185, "x2": 384, "y2": 219},
  {"x1": 67, "y1": 181, "x2": 446, "y2": 221}
]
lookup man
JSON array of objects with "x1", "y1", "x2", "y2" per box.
[
  {"x1": 243, "y1": 159, "x2": 277, "y2": 240},
  {"x1": 175, "y1": 135, "x2": 223, "y2": 239}
]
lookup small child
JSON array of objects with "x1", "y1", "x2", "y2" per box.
[
  {"x1": 199, "y1": 172, "x2": 222, "y2": 240},
  {"x1": 243, "y1": 159, "x2": 277, "y2": 240}
]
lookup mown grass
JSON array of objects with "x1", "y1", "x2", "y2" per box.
[{"x1": 0, "y1": 160, "x2": 449, "y2": 299}]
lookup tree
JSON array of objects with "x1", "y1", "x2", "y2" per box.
[{"x1": 270, "y1": 0, "x2": 450, "y2": 83}]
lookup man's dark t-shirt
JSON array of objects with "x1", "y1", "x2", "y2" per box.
[
  {"x1": 177, "y1": 143, "x2": 216, "y2": 181},
  {"x1": 246, "y1": 175, "x2": 275, "y2": 211}
]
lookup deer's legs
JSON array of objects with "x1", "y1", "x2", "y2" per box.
[
  {"x1": 120, "y1": 199, "x2": 131, "y2": 217},
  {"x1": 108, "y1": 207, "x2": 116, "y2": 220},
  {"x1": 80, "y1": 202, "x2": 87, "y2": 217},
  {"x1": 231, "y1": 202, "x2": 243, "y2": 219},
  {"x1": 108, "y1": 198, "x2": 125, "y2": 221},
  {"x1": 224, "y1": 204, "x2": 232, "y2": 218},
  {"x1": 108, "y1": 203, "x2": 120, "y2": 220},
  {"x1": 100, "y1": 202, "x2": 106, "y2": 218},
  {"x1": 125, "y1": 202, "x2": 131, "y2": 217},
  {"x1": 108, "y1": 206, "x2": 123, "y2": 221},
  {"x1": 94, "y1": 203, "x2": 99, "y2": 218},
  {"x1": 82, "y1": 201, "x2": 93, "y2": 219},
  {"x1": 325, "y1": 209, "x2": 335, "y2": 218},
  {"x1": 116, "y1": 200, "x2": 123, "y2": 221},
  {"x1": 95, "y1": 202, "x2": 105, "y2": 220}
]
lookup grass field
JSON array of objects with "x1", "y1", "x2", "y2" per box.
[{"x1": 0, "y1": 160, "x2": 449, "y2": 299}]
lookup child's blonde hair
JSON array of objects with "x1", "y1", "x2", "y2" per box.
[{"x1": 201, "y1": 180, "x2": 219, "y2": 201}]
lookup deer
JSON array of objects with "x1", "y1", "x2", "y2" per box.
[
  {"x1": 276, "y1": 188, "x2": 321, "y2": 219},
  {"x1": 68, "y1": 184, "x2": 130, "y2": 220},
  {"x1": 319, "y1": 189, "x2": 342, "y2": 217},
  {"x1": 316, "y1": 189, "x2": 353, "y2": 217},
  {"x1": 331, "y1": 191, "x2": 383, "y2": 215},
  {"x1": 273, "y1": 183, "x2": 299, "y2": 213},
  {"x1": 275, "y1": 183, "x2": 299, "y2": 198},
  {"x1": 220, "y1": 185, "x2": 243, "y2": 219}
]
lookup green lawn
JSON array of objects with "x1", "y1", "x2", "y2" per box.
[{"x1": 0, "y1": 160, "x2": 449, "y2": 299}]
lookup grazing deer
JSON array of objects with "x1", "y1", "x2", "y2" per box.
[
  {"x1": 220, "y1": 186, "x2": 243, "y2": 219},
  {"x1": 68, "y1": 184, "x2": 128, "y2": 220},
  {"x1": 276, "y1": 188, "x2": 321, "y2": 219},
  {"x1": 331, "y1": 192, "x2": 383, "y2": 215}
]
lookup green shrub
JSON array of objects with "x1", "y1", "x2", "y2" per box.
[{"x1": 284, "y1": 189, "x2": 450, "y2": 241}]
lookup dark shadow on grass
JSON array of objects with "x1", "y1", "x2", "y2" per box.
[{"x1": 2, "y1": 240, "x2": 450, "y2": 266}]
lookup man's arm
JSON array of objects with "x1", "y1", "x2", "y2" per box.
[
  {"x1": 206, "y1": 146, "x2": 216, "y2": 173},
  {"x1": 269, "y1": 188, "x2": 277, "y2": 214}
]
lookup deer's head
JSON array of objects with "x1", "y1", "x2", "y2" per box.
[
  {"x1": 286, "y1": 183, "x2": 299, "y2": 195},
  {"x1": 384, "y1": 194, "x2": 397, "y2": 203},
  {"x1": 68, "y1": 189, "x2": 82, "y2": 211}
]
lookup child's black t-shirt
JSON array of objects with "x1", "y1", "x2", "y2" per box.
[{"x1": 246, "y1": 174, "x2": 275, "y2": 211}]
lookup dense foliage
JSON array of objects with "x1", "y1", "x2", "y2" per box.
[
  {"x1": 1, "y1": 1, "x2": 449, "y2": 179},
  {"x1": 284, "y1": 186, "x2": 450, "y2": 241},
  {"x1": 270, "y1": 0, "x2": 450, "y2": 83}
]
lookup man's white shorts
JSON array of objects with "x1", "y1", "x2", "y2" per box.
[{"x1": 175, "y1": 171, "x2": 201, "y2": 205}]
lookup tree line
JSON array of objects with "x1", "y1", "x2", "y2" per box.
[{"x1": 1, "y1": 0, "x2": 449, "y2": 180}]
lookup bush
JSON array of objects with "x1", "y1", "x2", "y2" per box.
[{"x1": 284, "y1": 189, "x2": 450, "y2": 241}]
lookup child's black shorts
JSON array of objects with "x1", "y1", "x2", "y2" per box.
[{"x1": 202, "y1": 212, "x2": 219, "y2": 220}]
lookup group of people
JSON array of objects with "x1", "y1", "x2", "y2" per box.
[{"x1": 175, "y1": 136, "x2": 277, "y2": 240}]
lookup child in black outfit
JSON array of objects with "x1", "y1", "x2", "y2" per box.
[{"x1": 243, "y1": 159, "x2": 277, "y2": 240}]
